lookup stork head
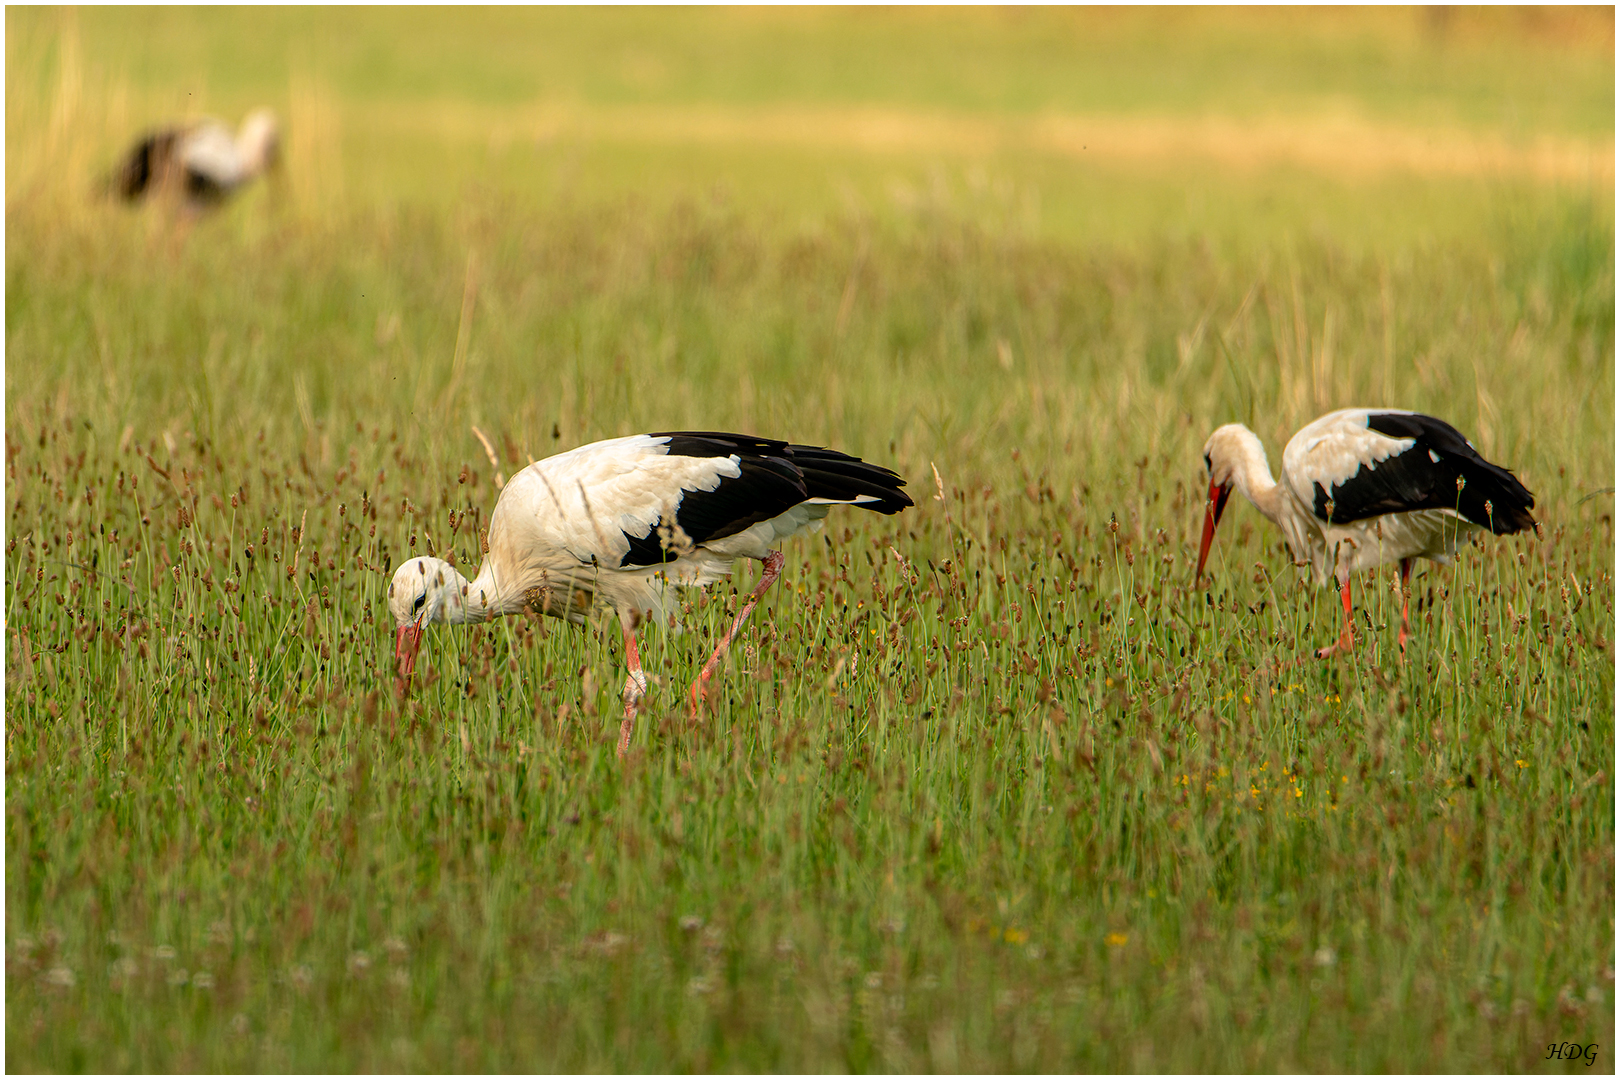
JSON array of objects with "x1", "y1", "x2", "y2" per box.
[
  {"x1": 387, "y1": 556, "x2": 461, "y2": 694},
  {"x1": 236, "y1": 108, "x2": 280, "y2": 177},
  {"x1": 1196, "y1": 424, "x2": 1264, "y2": 582}
]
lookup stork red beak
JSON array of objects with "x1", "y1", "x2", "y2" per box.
[
  {"x1": 1196, "y1": 481, "x2": 1232, "y2": 583},
  {"x1": 395, "y1": 622, "x2": 424, "y2": 697}
]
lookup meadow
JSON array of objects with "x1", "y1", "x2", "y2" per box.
[{"x1": 5, "y1": 7, "x2": 1615, "y2": 1071}]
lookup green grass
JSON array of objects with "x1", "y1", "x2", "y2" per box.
[{"x1": 6, "y1": 7, "x2": 1615, "y2": 1072}]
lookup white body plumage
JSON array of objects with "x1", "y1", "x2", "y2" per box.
[{"x1": 391, "y1": 434, "x2": 858, "y2": 633}]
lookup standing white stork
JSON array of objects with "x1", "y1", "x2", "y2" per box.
[
  {"x1": 387, "y1": 431, "x2": 913, "y2": 755},
  {"x1": 1196, "y1": 408, "x2": 1535, "y2": 657},
  {"x1": 110, "y1": 109, "x2": 280, "y2": 212}
]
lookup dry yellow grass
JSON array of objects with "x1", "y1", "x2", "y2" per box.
[{"x1": 337, "y1": 96, "x2": 1619, "y2": 188}]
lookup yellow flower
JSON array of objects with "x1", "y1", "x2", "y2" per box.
[
  {"x1": 1105, "y1": 932, "x2": 1129, "y2": 947},
  {"x1": 1515, "y1": 760, "x2": 1529, "y2": 769},
  {"x1": 1004, "y1": 928, "x2": 1029, "y2": 945}
]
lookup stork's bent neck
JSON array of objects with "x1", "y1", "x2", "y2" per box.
[
  {"x1": 458, "y1": 563, "x2": 521, "y2": 623},
  {"x1": 1213, "y1": 425, "x2": 1287, "y2": 527},
  {"x1": 1230, "y1": 451, "x2": 1286, "y2": 527}
]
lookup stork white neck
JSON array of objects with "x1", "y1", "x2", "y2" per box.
[
  {"x1": 1204, "y1": 423, "x2": 1286, "y2": 526},
  {"x1": 234, "y1": 109, "x2": 279, "y2": 177}
]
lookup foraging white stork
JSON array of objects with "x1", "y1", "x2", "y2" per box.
[
  {"x1": 110, "y1": 109, "x2": 280, "y2": 211},
  {"x1": 387, "y1": 431, "x2": 913, "y2": 754},
  {"x1": 1196, "y1": 408, "x2": 1535, "y2": 657}
]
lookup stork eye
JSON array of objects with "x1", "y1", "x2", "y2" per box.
[
  {"x1": 1203, "y1": 453, "x2": 1213, "y2": 473},
  {"x1": 411, "y1": 594, "x2": 425, "y2": 614}
]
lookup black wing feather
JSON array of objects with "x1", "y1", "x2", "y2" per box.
[
  {"x1": 1313, "y1": 413, "x2": 1536, "y2": 534},
  {"x1": 618, "y1": 431, "x2": 912, "y2": 567},
  {"x1": 786, "y1": 444, "x2": 915, "y2": 514},
  {"x1": 110, "y1": 130, "x2": 182, "y2": 201}
]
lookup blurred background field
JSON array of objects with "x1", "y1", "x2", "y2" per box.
[{"x1": 5, "y1": 6, "x2": 1614, "y2": 1071}]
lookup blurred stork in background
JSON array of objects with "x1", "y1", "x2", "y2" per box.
[
  {"x1": 1197, "y1": 408, "x2": 1536, "y2": 658},
  {"x1": 109, "y1": 108, "x2": 280, "y2": 214}
]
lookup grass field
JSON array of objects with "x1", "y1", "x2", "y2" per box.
[{"x1": 5, "y1": 7, "x2": 1615, "y2": 1071}]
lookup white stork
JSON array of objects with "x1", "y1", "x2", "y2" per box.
[
  {"x1": 110, "y1": 109, "x2": 280, "y2": 212},
  {"x1": 387, "y1": 431, "x2": 913, "y2": 755},
  {"x1": 1196, "y1": 408, "x2": 1535, "y2": 657}
]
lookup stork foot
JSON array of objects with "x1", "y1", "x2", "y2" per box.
[
  {"x1": 618, "y1": 630, "x2": 649, "y2": 760},
  {"x1": 687, "y1": 674, "x2": 713, "y2": 719},
  {"x1": 623, "y1": 669, "x2": 649, "y2": 703},
  {"x1": 1314, "y1": 632, "x2": 1355, "y2": 660},
  {"x1": 1317, "y1": 577, "x2": 1357, "y2": 660},
  {"x1": 618, "y1": 680, "x2": 647, "y2": 760},
  {"x1": 617, "y1": 695, "x2": 642, "y2": 760}
]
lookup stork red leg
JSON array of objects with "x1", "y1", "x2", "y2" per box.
[
  {"x1": 689, "y1": 549, "x2": 786, "y2": 716},
  {"x1": 619, "y1": 624, "x2": 649, "y2": 759},
  {"x1": 1316, "y1": 577, "x2": 1356, "y2": 659},
  {"x1": 1396, "y1": 557, "x2": 1413, "y2": 654}
]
